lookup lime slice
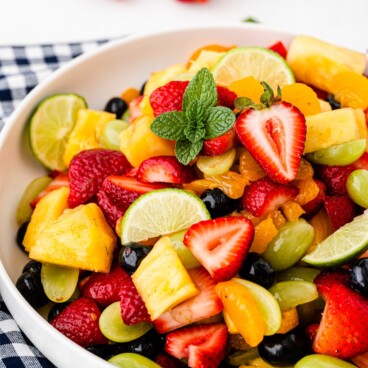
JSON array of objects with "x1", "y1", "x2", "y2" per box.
[
  {"x1": 120, "y1": 188, "x2": 210, "y2": 244},
  {"x1": 302, "y1": 209, "x2": 368, "y2": 267},
  {"x1": 29, "y1": 94, "x2": 87, "y2": 171},
  {"x1": 212, "y1": 47, "x2": 294, "y2": 91}
]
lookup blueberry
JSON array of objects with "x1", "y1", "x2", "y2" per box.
[
  {"x1": 16, "y1": 271, "x2": 49, "y2": 309},
  {"x1": 104, "y1": 97, "x2": 128, "y2": 119},
  {"x1": 48, "y1": 302, "x2": 70, "y2": 322},
  {"x1": 325, "y1": 94, "x2": 341, "y2": 110},
  {"x1": 238, "y1": 253, "x2": 275, "y2": 289},
  {"x1": 16, "y1": 221, "x2": 29, "y2": 251},
  {"x1": 119, "y1": 244, "x2": 151, "y2": 274},
  {"x1": 22, "y1": 260, "x2": 42, "y2": 275},
  {"x1": 200, "y1": 188, "x2": 241, "y2": 219},
  {"x1": 258, "y1": 328, "x2": 311, "y2": 366},
  {"x1": 350, "y1": 258, "x2": 368, "y2": 296}
]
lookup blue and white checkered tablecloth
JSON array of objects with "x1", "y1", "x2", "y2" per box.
[{"x1": 0, "y1": 40, "x2": 108, "y2": 367}]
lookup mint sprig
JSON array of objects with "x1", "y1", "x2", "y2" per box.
[{"x1": 151, "y1": 68, "x2": 235, "y2": 165}]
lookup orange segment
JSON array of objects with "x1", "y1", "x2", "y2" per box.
[
  {"x1": 294, "y1": 179, "x2": 320, "y2": 206},
  {"x1": 277, "y1": 308, "x2": 299, "y2": 334},
  {"x1": 270, "y1": 210, "x2": 287, "y2": 228},
  {"x1": 294, "y1": 158, "x2": 314, "y2": 181},
  {"x1": 228, "y1": 76, "x2": 264, "y2": 103},
  {"x1": 281, "y1": 83, "x2": 321, "y2": 116},
  {"x1": 215, "y1": 281, "x2": 265, "y2": 347},
  {"x1": 239, "y1": 150, "x2": 267, "y2": 182},
  {"x1": 121, "y1": 87, "x2": 140, "y2": 104},
  {"x1": 281, "y1": 201, "x2": 305, "y2": 222},
  {"x1": 250, "y1": 216, "x2": 279, "y2": 253}
]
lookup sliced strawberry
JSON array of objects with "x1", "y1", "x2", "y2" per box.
[
  {"x1": 313, "y1": 268, "x2": 350, "y2": 300},
  {"x1": 183, "y1": 217, "x2": 254, "y2": 282},
  {"x1": 120, "y1": 276, "x2": 151, "y2": 325},
  {"x1": 268, "y1": 41, "x2": 288, "y2": 59},
  {"x1": 235, "y1": 102, "x2": 306, "y2": 183},
  {"x1": 216, "y1": 86, "x2": 237, "y2": 109},
  {"x1": 201, "y1": 128, "x2": 237, "y2": 156},
  {"x1": 165, "y1": 323, "x2": 228, "y2": 368},
  {"x1": 50, "y1": 297, "x2": 108, "y2": 348},
  {"x1": 313, "y1": 284, "x2": 368, "y2": 359},
  {"x1": 315, "y1": 164, "x2": 355, "y2": 196},
  {"x1": 80, "y1": 264, "x2": 130, "y2": 307},
  {"x1": 323, "y1": 195, "x2": 357, "y2": 230},
  {"x1": 353, "y1": 152, "x2": 368, "y2": 170},
  {"x1": 68, "y1": 149, "x2": 132, "y2": 208},
  {"x1": 155, "y1": 353, "x2": 188, "y2": 368},
  {"x1": 301, "y1": 179, "x2": 326, "y2": 218},
  {"x1": 129, "y1": 95, "x2": 144, "y2": 123},
  {"x1": 154, "y1": 267, "x2": 223, "y2": 333},
  {"x1": 137, "y1": 156, "x2": 196, "y2": 184},
  {"x1": 149, "y1": 81, "x2": 189, "y2": 117},
  {"x1": 242, "y1": 177, "x2": 298, "y2": 217}
]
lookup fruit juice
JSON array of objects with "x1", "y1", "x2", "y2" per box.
[{"x1": 14, "y1": 35, "x2": 368, "y2": 368}]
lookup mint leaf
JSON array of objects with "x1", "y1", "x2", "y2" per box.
[
  {"x1": 184, "y1": 100, "x2": 207, "y2": 142},
  {"x1": 204, "y1": 106, "x2": 235, "y2": 139},
  {"x1": 151, "y1": 111, "x2": 188, "y2": 140},
  {"x1": 182, "y1": 68, "x2": 217, "y2": 111},
  {"x1": 175, "y1": 139, "x2": 203, "y2": 165}
]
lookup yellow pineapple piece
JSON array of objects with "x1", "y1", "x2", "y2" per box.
[
  {"x1": 188, "y1": 50, "x2": 225, "y2": 73},
  {"x1": 304, "y1": 108, "x2": 361, "y2": 153},
  {"x1": 132, "y1": 237, "x2": 199, "y2": 320},
  {"x1": 63, "y1": 109, "x2": 116, "y2": 166},
  {"x1": 29, "y1": 203, "x2": 116, "y2": 273},
  {"x1": 23, "y1": 187, "x2": 69, "y2": 252},
  {"x1": 287, "y1": 35, "x2": 366, "y2": 93},
  {"x1": 277, "y1": 307, "x2": 299, "y2": 334},
  {"x1": 119, "y1": 115, "x2": 175, "y2": 167},
  {"x1": 354, "y1": 108, "x2": 368, "y2": 151},
  {"x1": 319, "y1": 99, "x2": 332, "y2": 112}
]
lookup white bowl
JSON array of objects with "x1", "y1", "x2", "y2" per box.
[{"x1": 0, "y1": 24, "x2": 297, "y2": 367}]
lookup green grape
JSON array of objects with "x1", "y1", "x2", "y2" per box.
[
  {"x1": 108, "y1": 353, "x2": 161, "y2": 368},
  {"x1": 168, "y1": 229, "x2": 201, "y2": 269},
  {"x1": 196, "y1": 148, "x2": 236, "y2": 176},
  {"x1": 295, "y1": 354, "x2": 357, "y2": 367},
  {"x1": 305, "y1": 139, "x2": 366, "y2": 166},
  {"x1": 99, "y1": 301, "x2": 152, "y2": 343},
  {"x1": 41, "y1": 264, "x2": 79, "y2": 303},
  {"x1": 16, "y1": 176, "x2": 52, "y2": 224},
  {"x1": 269, "y1": 281, "x2": 318, "y2": 310},
  {"x1": 347, "y1": 169, "x2": 368, "y2": 208},
  {"x1": 276, "y1": 267, "x2": 320, "y2": 283},
  {"x1": 262, "y1": 220, "x2": 314, "y2": 271},
  {"x1": 99, "y1": 119, "x2": 129, "y2": 150}
]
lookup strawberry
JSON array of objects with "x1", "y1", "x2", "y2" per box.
[
  {"x1": 128, "y1": 95, "x2": 144, "y2": 123},
  {"x1": 301, "y1": 179, "x2": 326, "y2": 218},
  {"x1": 268, "y1": 41, "x2": 288, "y2": 59},
  {"x1": 149, "y1": 81, "x2": 189, "y2": 117},
  {"x1": 201, "y1": 128, "x2": 237, "y2": 156},
  {"x1": 313, "y1": 284, "x2": 368, "y2": 359},
  {"x1": 313, "y1": 268, "x2": 349, "y2": 300},
  {"x1": 80, "y1": 264, "x2": 130, "y2": 307},
  {"x1": 50, "y1": 297, "x2": 107, "y2": 348},
  {"x1": 235, "y1": 102, "x2": 306, "y2": 183},
  {"x1": 68, "y1": 149, "x2": 132, "y2": 208},
  {"x1": 154, "y1": 267, "x2": 223, "y2": 333},
  {"x1": 165, "y1": 323, "x2": 228, "y2": 368},
  {"x1": 120, "y1": 276, "x2": 151, "y2": 325},
  {"x1": 137, "y1": 156, "x2": 195, "y2": 184},
  {"x1": 306, "y1": 323, "x2": 319, "y2": 344},
  {"x1": 155, "y1": 353, "x2": 188, "y2": 368},
  {"x1": 242, "y1": 177, "x2": 298, "y2": 217},
  {"x1": 183, "y1": 217, "x2": 254, "y2": 282},
  {"x1": 315, "y1": 164, "x2": 355, "y2": 196},
  {"x1": 323, "y1": 195, "x2": 357, "y2": 230},
  {"x1": 97, "y1": 175, "x2": 169, "y2": 227},
  {"x1": 353, "y1": 152, "x2": 368, "y2": 170},
  {"x1": 216, "y1": 86, "x2": 237, "y2": 109}
]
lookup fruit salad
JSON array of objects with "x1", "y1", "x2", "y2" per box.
[{"x1": 14, "y1": 35, "x2": 368, "y2": 368}]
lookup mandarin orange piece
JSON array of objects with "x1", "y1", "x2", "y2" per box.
[
  {"x1": 215, "y1": 281, "x2": 265, "y2": 347},
  {"x1": 228, "y1": 76, "x2": 264, "y2": 103},
  {"x1": 277, "y1": 307, "x2": 299, "y2": 334},
  {"x1": 294, "y1": 158, "x2": 314, "y2": 181},
  {"x1": 306, "y1": 208, "x2": 333, "y2": 254},
  {"x1": 293, "y1": 178, "x2": 320, "y2": 206},
  {"x1": 331, "y1": 71, "x2": 368, "y2": 110},
  {"x1": 281, "y1": 201, "x2": 306, "y2": 222},
  {"x1": 270, "y1": 210, "x2": 287, "y2": 228},
  {"x1": 250, "y1": 216, "x2": 279, "y2": 254},
  {"x1": 121, "y1": 87, "x2": 140, "y2": 104},
  {"x1": 239, "y1": 150, "x2": 267, "y2": 182},
  {"x1": 281, "y1": 83, "x2": 321, "y2": 116},
  {"x1": 239, "y1": 210, "x2": 264, "y2": 227}
]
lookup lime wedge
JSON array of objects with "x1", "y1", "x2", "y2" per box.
[
  {"x1": 120, "y1": 188, "x2": 210, "y2": 244},
  {"x1": 29, "y1": 94, "x2": 87, "y2": 171},
  {"x1": 302, "y1": 209, "x2": 368, "y2": 267},
  {"x1": 212, "y1": 47, "x2": 294, "y2": 91}
]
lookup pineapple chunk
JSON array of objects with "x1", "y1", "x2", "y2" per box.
[
  {"x1": 354, "y1": 108, "x2": 368, "y2": 152},
  {"x1": 63, "y1": 109, "x2": 116, "y2": 167},
  {"x1": 29, "y1": 203, "x2": 116, "y2": 273},
  {"x1": 318, "y1": 99, "x2": 332, "y2": 113},
  {"x1": 119, "y1": 115, "x2": 175, "y2": 167},
  {"x1": 132, "y1": 237, "x2": 199, "y2": 320},
  {"x1": 287, "y1": 35, "x2": 366, "y2": 93},
  {"x1": 188, "y1": 50, "x2": 225, "y2": 73},
  {"x1": 23, "y1": 187, "x2": 69, "y2": 252},
  {"x1": 304, "y1": 108, "x2": 361, "y2": 153}
]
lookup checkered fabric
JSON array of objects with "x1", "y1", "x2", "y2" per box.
[{"x1": 0, "y1": 40, "x2": 108, "y2": 367}]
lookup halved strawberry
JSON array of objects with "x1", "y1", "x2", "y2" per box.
[
  {"x1": 235, "y1": 102, "x2": 306, "y2": 183},
  {"x1": 165, "y1": 323, "x2": 228, "y2": 368},
  {"x1": 183, "y1": 217, "x2": 254, "y2": 282},
  {"x1": 201, "y1": 128, "x2": 237, "y2": 156},
  {"x1": 154, "y1": 267, "x2": 223, "y2": 333},
  {"x1": 242, "y1": 177, "x2": 298, "y2": 217},
  {"x1": 313, "y1": 284, "x2": 368, "y2": 359},
  {"x1": 137, "y1": 156, "x2": 195, "y2": 184},
  {"x1": 313, "y1": 268, "x2": 350, "y2": 300},
  {"x1": 323, "y1": 195, "x2": 357, "y2": 230}
]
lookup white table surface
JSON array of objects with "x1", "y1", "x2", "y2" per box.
[{"x1": 1, "y1": 0, "x2": 368, "y2": 52}]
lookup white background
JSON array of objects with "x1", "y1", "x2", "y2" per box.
[{"x1": 1, "y1": 0, "x2": 368, "y2": 52}]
